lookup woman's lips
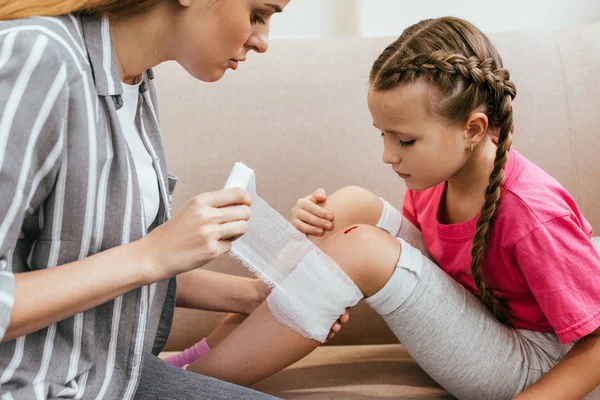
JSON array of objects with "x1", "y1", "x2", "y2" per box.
[{"x1": 228, "y1": 59, "x2": 239, "y2": 70}]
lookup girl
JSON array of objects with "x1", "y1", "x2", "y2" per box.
[{"x1": 175, "y1": 16, "x2": 600, "y2": 400}]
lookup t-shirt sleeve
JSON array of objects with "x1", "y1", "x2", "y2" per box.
[
  {"x1": 402, "y1": 189, "x2": 420, "y2": 230},
  {"x1": 514, "y1": 215, "x2": 600, "y2": 344},
  {"x1": 0, "y1": 30, "x2": 68, "y2": 340}
]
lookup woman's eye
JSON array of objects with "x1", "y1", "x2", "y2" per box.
[{"x1": 251, "y1": 13, "x2": 267, "y2": 25}]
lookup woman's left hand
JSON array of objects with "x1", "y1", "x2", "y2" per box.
[{"x1": 327, "y1": 308, "x2": 352, "y2": 341}]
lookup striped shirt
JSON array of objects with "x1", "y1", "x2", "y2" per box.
[{"x1": 0, "y1": 13, "x2": 176, "y2": 399}]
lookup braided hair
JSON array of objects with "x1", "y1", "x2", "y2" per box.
[{"x1": 371, "y1": 17, "x2": 517, "y2": 323}]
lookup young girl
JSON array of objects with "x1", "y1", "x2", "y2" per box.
[{"x1": 169, "y1": 17, "x2": 600, "y2": 399}]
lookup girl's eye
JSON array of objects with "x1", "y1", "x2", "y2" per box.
[
  {"x1": 398, "y1": 139, "x2": 416, "y2": 148},
  {"x1": 251, "y1": 13, "x2": 267, "y2": 25},
  {"x1": 381, "y1": 132, "x2": 415, "y2": 148}
]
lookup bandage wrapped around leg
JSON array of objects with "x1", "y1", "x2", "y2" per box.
[
  {"x1": 224, "y1": 163, "x2": 363, "y2": 342},
  {"x1": 376, "y1": 198, "x2": 433, "y2": 261}
]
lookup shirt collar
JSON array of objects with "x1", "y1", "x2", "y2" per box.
[{"x1": 80, "y1": 13, "x2": 123, "y2": 97}]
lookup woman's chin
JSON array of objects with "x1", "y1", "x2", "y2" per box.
[{"x1": 183, "y1": 64, "x2": 226, "y2": 83}]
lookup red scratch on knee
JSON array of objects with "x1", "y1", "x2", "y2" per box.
[{"x1": 344, "y1": 226, "x2": 358, "y2": 234}]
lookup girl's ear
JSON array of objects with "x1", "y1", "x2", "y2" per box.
[{"x1": 464, "y1": 112, "x2": 489, "y2": 149}]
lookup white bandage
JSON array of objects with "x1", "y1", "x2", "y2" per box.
[
  {"x1": 224, "y1": 163, "x2": 363, "y2": 342},
  {"x1": 377, "y1": 198, "x2": 403, "y2": 236},
  {"x1": 376, "y1": 197, "x2": 433, "y2": 261}
]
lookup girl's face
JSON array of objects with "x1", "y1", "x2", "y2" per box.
[
  {"x1": 173, "y1": 0, "x2": 290, "y2": 82},
  {"x1": 368, "y1": 81, "x2": 472, "y2": 192}
]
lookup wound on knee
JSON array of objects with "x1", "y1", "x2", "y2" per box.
[{"x1": 344, "y1": 226, "x2": 359, "y2": 234}]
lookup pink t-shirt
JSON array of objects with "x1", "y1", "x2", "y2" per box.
[{"x1": 403, "y1": 150, "x2": 600, "y2": 344}]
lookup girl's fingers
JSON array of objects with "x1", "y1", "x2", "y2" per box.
[
  {"x1": 292, "y1": 220, "x2": 324, "y2": 237},
  {"x1": 311, "y1": 188, "x2": 327, "y2": 202},
  {"x1": 295, "y1": 209, "x2": 333, "y2": 230},
  {"x1": 298, "y1": 199, "x2": 334, "y2": 221}
]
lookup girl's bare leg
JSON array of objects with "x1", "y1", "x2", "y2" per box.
[
  {"x1": 205, "y1": 313, "x2": 248, "y2": 348},
  {"x1": 187, "y1": 223, "x2": 401, "y2": 386}
]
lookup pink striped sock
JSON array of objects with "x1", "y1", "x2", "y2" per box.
[{"x1": 163, "y1": 338, "x2": 211, "y2": 368}]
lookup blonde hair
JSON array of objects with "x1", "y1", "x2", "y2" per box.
[
  {"x1": 0, "y1": 0, "x2": 163, "y2": 20},
  {"x1": 371, "y1": 17, "x2": 517, "y2": 323}
]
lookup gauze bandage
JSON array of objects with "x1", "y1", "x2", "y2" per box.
[
  {"x1": 377, "y1": 198, "x2": 433, "y2": 261},
  {"x1": 224, "y1": 163, "x2": 363, "y2": 342}
]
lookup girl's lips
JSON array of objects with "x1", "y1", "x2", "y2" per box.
[{"x1": 396, "y1": 171, "x2": 411, "y2": 179}]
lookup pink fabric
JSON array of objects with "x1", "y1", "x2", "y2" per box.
[
  {"x1": 403, "y1": 150, "x2": 600, "y2": 344},
  {"x1": 163, "y1": 338, "x2": 211, "y2": 368}
]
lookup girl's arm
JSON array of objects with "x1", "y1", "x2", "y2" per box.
[
  {"x1": 176, "y1": 269, "x2": 270, "y2": 315},
  {"x1": 514, "y1": 327, "x2": 600, "y2": 400}
]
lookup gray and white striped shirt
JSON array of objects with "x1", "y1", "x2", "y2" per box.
[{"x1": 0, "y1": 13, "x2": 176, "y2": 399}]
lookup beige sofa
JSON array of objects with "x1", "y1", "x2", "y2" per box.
[{"x1": 154, "y1": 23, "x2": 600, "y2": 399}]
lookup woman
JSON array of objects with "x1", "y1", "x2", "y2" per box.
[{"x1": 0, "y1": 1, "x2": 306, "y2": 399}]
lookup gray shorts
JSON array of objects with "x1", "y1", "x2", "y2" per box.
[{"x1": 364, "y1": 238, "x2": 573, "y2": 400}]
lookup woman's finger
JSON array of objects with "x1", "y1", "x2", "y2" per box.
[
  {"x1": 213, "y1": 205, "x2": 252, "y2": 224},
  {"x1": 340, "y1": 308, "x2": 351, "y2": 323},
  {"x1": 201, "y1": 188, "x2": 252, "y2": 208},
  {"x1": 216, "y1": 220, "x2": 249, "y2": 241}
]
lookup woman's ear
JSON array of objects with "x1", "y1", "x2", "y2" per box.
[
  {"x1": 178, "y1": 0, "x2": 191, "y2": 7},
  {"x1": 464, "y1": 112, "x2": 489, "y2": 148}
]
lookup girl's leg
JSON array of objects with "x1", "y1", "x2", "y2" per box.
[
  {"x1": 186, "y1": 224, "x2": 402, "y2": 386},
  {"x1": 205, "y1": 313, "x2": 248, "y2": 348},
  {"x1": 363, "y1": 241, "x2": 571, "y2": 400},
  {"x1": 163, "y1": 314, "x2": 248, "y2": 368},
  {"x1": 189, "y1": 224, "x2": 571, "y2": 400},
  {"x1": 167, "y1": 186, "x2": 381, "y2": 368}
]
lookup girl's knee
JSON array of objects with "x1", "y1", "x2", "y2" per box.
[
  {"x1": 319, "y1": 224, "x2": 401, "y2": 297},
  {"x1": 321, "y1": 186, "x2": 383, "y2": 227}
]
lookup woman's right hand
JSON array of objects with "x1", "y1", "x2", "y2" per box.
[
  {"x1": 290, "y1": 188, "x2": 334, "y2": 237},
  {"x1": 140, "y1": 188, "x2": 252, "y2": 280}
]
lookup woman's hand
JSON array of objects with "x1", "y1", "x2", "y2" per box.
[
  {"x1": 327, "y1": 308, "x2": 351, "y2": 341},
  {"x1": 243, "y1": 279, "x2": 272, "y2": 315},
  {"x1": 140, "y1": 188, "x2": 252, "y2": 281},
  {"x1": 290, "y1": 188, "x2": 334, "y2": 237}
]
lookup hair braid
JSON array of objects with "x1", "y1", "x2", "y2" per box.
[{"x1": 470, "y1": 72, "x2": 516, "y2": 323}]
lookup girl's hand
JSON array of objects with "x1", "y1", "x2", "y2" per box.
[
  {"x1": 141, "y1": 188, "x2": 252, "y2": 281},
  {"x1": 290, "y1": 188, "x2": 334, "y2": 237}
]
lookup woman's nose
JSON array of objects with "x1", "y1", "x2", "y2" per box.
[{"x1": 247, "y1": 26, "x2": 270, "y2": 54}]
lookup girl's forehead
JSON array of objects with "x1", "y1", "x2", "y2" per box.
[{"x1": 368, "y1": 82, "x2": 437, "y2": 121}]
